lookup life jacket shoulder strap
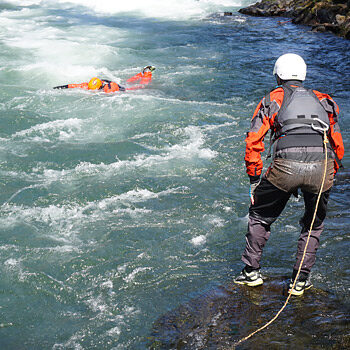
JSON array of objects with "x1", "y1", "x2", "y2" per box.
[
  {"x1": 274, "y1": 84, "x2": 330, "y2": 134},
  {"x1": 272, "y1": 84, "x2": 294, "y2": 129},
  {"x1": 264, "y1": 91, "x2": 271, "y2": 108},
  {"x1": 264, "y1": 89, "x2": 276, "y2": 159},
  {"x1": 264, "y1": 87, "x2": 281, "y2": 158}
]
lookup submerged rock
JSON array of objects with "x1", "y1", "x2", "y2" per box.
[
  {"x1": 149, "y1": 276, "x2": 349, "y2": 349},
  {"x1": 238, "y1": 0, "x2": 350, "y2": 40}
]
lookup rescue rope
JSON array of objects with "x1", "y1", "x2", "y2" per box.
[{"x1": 232, "y1": 129, "x2": 329, "y2": 348}]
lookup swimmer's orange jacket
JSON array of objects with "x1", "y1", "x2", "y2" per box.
[{"x1": 53, "y1": 70, "x2": 152, "y2": 93}]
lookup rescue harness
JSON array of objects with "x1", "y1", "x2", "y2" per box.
[{"x1": 266, "y1": 82, "x2": 342, "y2": 167}]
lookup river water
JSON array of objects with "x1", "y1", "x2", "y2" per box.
[{"x1": 0, "y1": 0, "x2": 349, "y2": 349}]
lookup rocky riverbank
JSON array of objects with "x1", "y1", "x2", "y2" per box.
[{"x1": 238, "y1": 0, "x2": 350, "y2": 39}]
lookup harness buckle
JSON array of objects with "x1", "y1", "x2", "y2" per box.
[{"x1": 311, "y1": 118, "x2": 329, "y2": 133}]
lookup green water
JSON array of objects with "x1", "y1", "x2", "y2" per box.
[{"x1": 0, "y1": 1, "x2": 349, "y2": 349}]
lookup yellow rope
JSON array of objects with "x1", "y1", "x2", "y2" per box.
[{"x1": 232, "y1": 130, "x2": 329, "y2": 348}]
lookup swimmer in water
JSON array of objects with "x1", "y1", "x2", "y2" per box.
[{"x1": 53, "y1": 66, "x2": 155, "y2": 93}]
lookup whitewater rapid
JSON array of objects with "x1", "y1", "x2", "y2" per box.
[{"x1": 0, "y1": 0, "x2": 349, "y2": 349}]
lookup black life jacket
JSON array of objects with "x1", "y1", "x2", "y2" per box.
[{"x1": 268, "y1": 82, "x2": 332, "y2": 160}]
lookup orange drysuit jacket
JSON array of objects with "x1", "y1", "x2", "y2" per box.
[
  {"x1": 57, "y1": 71, "x2": 152, "y2": 93},
  {"x1": 245, "y1": 86, "x2": 344, "y2": 177}
]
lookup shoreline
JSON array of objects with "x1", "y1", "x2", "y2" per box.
[{"x1": 238, "y1": 0, "x2": 350, "y2": 40}]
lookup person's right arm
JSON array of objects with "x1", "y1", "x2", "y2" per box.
[
  {"x1": 53, "y1": 83, "x2": 88, "y2": 89},
  {"x1": 245, "y1": 88, "x2": 284, "y2": 181}
]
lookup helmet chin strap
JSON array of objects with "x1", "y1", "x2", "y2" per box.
[{"x1": 276, "y1": 75, "x2": 282, "y2": 85}]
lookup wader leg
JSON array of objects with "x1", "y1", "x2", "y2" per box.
[
  {"x1": 242, "y1": 178, "x2": 291, "y2": 269},
  {"x1": 242, "y1": 217, "x2": 271, "y2": 269},
  {"x1": 294, "y1": 189, "x2": 331, "y2": 274}
]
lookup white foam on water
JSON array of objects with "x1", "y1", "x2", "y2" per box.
[
  {"x1": 189, "y1": 215, "x2": 225, "y2": 247},
  {"x1": 166, "y1": 125, "x2": 218, "y2": 160},
  {"x1": 123, "y1": 267, "x2": 152, "y2": 283},
  {"x1": 191, "y1": 235, "x2": 207, "y2": 246},
  {"x1": 54, "y1": 0, "x2": 242, "y2": 20},
  {"x1": 117, "y1": 264, "x2": 127, "y2": 274},
  {"x1": 53, "y1": 334, "x2": 85, "y2": 350},
  {"x1": 0, "y1": 10, "x2": 128, "y2": 86},
  {"x1": 101, "y1": 280, "x2": 113, "y2": 290},
  {"x1": 285, "y1": 224, "x2": 298, "y2": 232},
  {"x1": 106, "y1": 326, "x2": 121, "y2": 337},
  {"x1": 3, "y1": 257, "x2": 38, "y2": 283},
  {"x1": 0, "y1": 186, "x2": 187, "y2": 241},
  {"x1": 0, "y1": 0, "x2": 241, "y2": 89},
  {"x1": 12, "y1": 118, "x2": 84, "y2": 142},
  {"x1": 86, "y1": 294, "x2": 108, "y2": 313},
  {"x1": 0, "y1": 171, "x2": 33, "y2": 183},
  {"x1": 4, "y1": 258, "x2": 20, "y2": 267},
  {"x1": 153, "y1": 95, "x2": 231, "y2": 108},
  {"x1": 0, "y1": 203, "x2": 84, "y2": 243},
  {"x1": 111, "y1": 208, "x2": 152, "y2": 217},
  {"x1": 14, "y1": 125, "x2": 216, "y2": 187},
  {"x1": 207, "y1": 215, "x2": 225, "y2": 227},
  {"x1": 13, "y1": 62, "x2": 114, "y2": 84},
  {"x1": 0, "y1": 244, "x2": 18, "y2": 252},
  {"x1": 46, "y1": 245, "x2": 81, "y2": 253},
  {"x1": 4, "y1": 0, "x2": 42, "y2": 4},
  {"x1": 95, "y1": 187, "x2": 188, "y2": 210}
]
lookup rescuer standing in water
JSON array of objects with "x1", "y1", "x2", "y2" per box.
[
  {"x1": 234, "y1": 53, "x2": 344, "y2": 295},
  {"x1": 53, "y1": 66, "x2": 155, "y2": 93}
]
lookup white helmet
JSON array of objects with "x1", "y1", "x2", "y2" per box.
[{"x1": 273, "y1": 53, "x2": 307, "y2": 81}]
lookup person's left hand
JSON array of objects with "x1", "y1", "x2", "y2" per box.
[{"x1": 249, "y1": 180, "x2": 260, "y2": 205}]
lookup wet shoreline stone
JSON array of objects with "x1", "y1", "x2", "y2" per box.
[
  {"x1": 149, "y1": 276, "x2": 350, "y2": 348},
  {"x1": 238, "y1": 0, "x2": 350, "y2": 39}
]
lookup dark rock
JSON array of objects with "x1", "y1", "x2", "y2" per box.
[
  {"x1": 149, "y1": 276, "x2": 350, "y2": 349},
  {"x1": 342, "y1": 17, "x2": 350, "y2": 37},
  {"x1": 312, "y1": 24, "x2": 327, "y2": 32},
  {"x1": 238, "y1": 0, "x2": 350, "y2": 40},
  {"x1": 294, "y1": 11, "x2": 316, "y2": 25},
  {"x1": 317, "y1": 8, "x2": 335, "y2": 23},
  {"x1": 326, "y1": 23, "x2": 341, "y2": 33}
]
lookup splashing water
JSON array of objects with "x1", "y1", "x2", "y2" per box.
[{"x1": 0, "y1": 0, "x2": 349, "y2": 349}]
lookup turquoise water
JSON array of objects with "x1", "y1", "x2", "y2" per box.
[{"x1": 0, "y1": 1, "x2": 349, "y2": 348}]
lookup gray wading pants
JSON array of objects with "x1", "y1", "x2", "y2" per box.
[{"x1": 242, "y1": 158, "x2": 334, "y2": 274}]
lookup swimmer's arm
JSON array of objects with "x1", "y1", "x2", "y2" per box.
[{"x1": 53, "y1": 83, "x2": 89, "y2": 89}]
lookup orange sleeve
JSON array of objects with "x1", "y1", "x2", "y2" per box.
[
  {"x1": 314, "y1": 91, "x2": 344, "y2": 173},
  {"x1": 329, "y1": 124, "x2": 344, "y2": 173},
  {"x1": 67, "y1": 83, "x2": 89, "y2": 89},
  {"x1": 245, "y1": 88, "x2": 284, "y2": 177}
]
